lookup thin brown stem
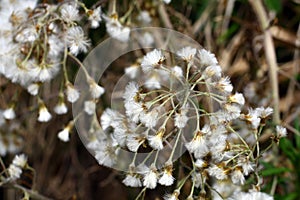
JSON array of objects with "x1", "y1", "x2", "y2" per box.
[
  {"x1": 248, "y1": 0, "x2": 280, "y2": 124},
  {"x1": 158, "y1": 3, "x2": 173, "y2": 29}
]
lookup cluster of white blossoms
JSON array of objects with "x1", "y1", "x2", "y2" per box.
[
  {"x1": 87, "y1": 46, "x2": 288, "y2": 199},
  {"x1": 0, "y1": 0, "x2": 288, "y2": 199},
  {"x1": 7, "y1": 154, "x2": 27, "y2": 181},
  {"x1": 0, "y1": 0, "x2": 108, "y2": 143},
  {"x1": 0, "y1": 0, "x2": 176, "y2": 147}
]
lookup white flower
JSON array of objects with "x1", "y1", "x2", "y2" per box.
[
  {"x1": 207, "y1": 164, "x2": 228, "y2": 180},
  {"x1": 198, "y1": 49, "x2": 218, "y2": 67},
  {"x1": 105, "y1": 17, "x2": 130, "y2": 42},
  {"x1": 95, "y1": 143, "x2": 118, "y2": 168},
  {"x1": 141, "y1": 49, "x2": 165, "y2": 73},
  {"x1": 231, "y1": 168, "x2": 245, "y2": 185},
  {"x1": 145, "y1": 74, "x2": 161, "y2": 89},
  {"x1": 230, "y1": 191, "x2": 249, "y2": 200},
  {"x1": 15, "y1": 26, "x2": 38, "y2": 43},
  {"x1": 12, "y1": 154, "x2": 27, "y2": 168},
  {"x1": 48, "y1": 35, "x2": 64, "y2": 58},
  {"x1": 54, "y1": 101, "x2": 68, "y2": 115},
  {"x1": 192, "y1": 172, "x2": 203, "y2": 188},
  {"x1": 249, "y1": 191, "x2": 274, "y2": 200},
  {"x1": 123, "y1": 82, "x2": 139, "y2": 102},
  {"x1": 237, "y1": 157, "x2": 255, "y2": 176},
  {"x1": 111, "y1": 26, "x2": 130, "y2": 43},
  {"x1": 143, "y1": 168, "x2": 158, "y2": 189},
  {"x1": 203, "y1": 65, "x2": 222, "y2": 78},
  {"x1": 100, "y1": 108, "x2": 123, "y2": 130},
  {"x1": 212, "y1": 180, "x2": 241, "y2": 200},
  {"x1": 276, "y1": 125, "x2": 287, "y2": 138},
  {"x1": 137, "y1": 11, "x2": 152, "y2": 24},
  {"x1": 148, "y1": 135, "x2": 163, "y2": 150},
  {"x1": 174, "y1": 107, "x2": 189, "y2": 129},
  {"x1": 84, "y1": 100, "x2": 96, "y2": 115},
  {"x1": 148, "y1": 129, "x2": 164, "y2": 150},
  {"x1": 3, "y1": 107, "x2": 16, "y2": 120},
  {"x1": 185, "y1": 131, "x2": 209, "y2": 159},
  {"x1": 164, "y1": 193, "x2": 179, "y2": 200},
  {"x1": 66, "y1": 83, "x2": 80, "y2": 103},
  {"x1": 66, "y1": 26, "x2": 90, "y2": 55},
  {"x1": 231, "y1": 191, "x2": 274, "y2": 200},
  {"x1": 164, "y1": 194, "x2": 178, "y2": 200},
  {"x1": 27, "y1": 83, "x2": 39, "y2": 96},
  {"x1": 125, "y1": 101, "x2": 144, "y2": 123},
  {"x1": 38, "y1": 106, "x2": 52, "y2": 122},
  {"x1": 34, "y1": 63, "x2": 60, "y2": 83},
  {"x1": 123, "y1": 174, "x2": 142, "y2": 187},
  {"x1": 163, "y1": 0, "x2": 172, "y2": 4},
  {"x1": 138, "y1": 32, "x2": 155, "y2": 46},
  {"x1": 159, "y1": 169, "x2": 174, "y2": 186},
  {"x1": 255, "y1": 107, "x2": 273, "y2": 118},
  {"x1": 126, "y1": 134, "x2": 145, "y2": 152},
  {"x1": 7, "y1": 10, "x2": 27, "y2": 27},
  {"x1": 209, "y1": 134, "x2": 228, "y2": 161},
  {"x1": 125, "y1": 64, "x2": 140, "y2": 79},
  {"x1": 224, "y1": 104, "x2": 242, "y2": 120},
  {"x1": 171, "y1": 66, "x2": 183, "y2": 78},
  {"x1": 140, "y1": 108, "x2": 159, "y2": 128},
  {"x1": 242, "y1": 108, "x2": 261, "y2": 129},
  {"x1": 4, "y1": 58, "x2": 35, "y2": 86},
  {"x1": 87, "y1": 139, "x2": 101, "y2": 150},
  {"x1": 8, "y1": 164, "x2": 22, "y2": 180},
  {"x1": 177, "y1": 46, "x2": 197, "y2": 61},
  {"x1": 195, "y1": 159, "x2": 207, "y2": 168},
  {"x1": 215, "y1": 77, "x2": 233, "y2": 94},
  {"x1": 58, "y1": 127, "x2": 71, "y2": 142},
  {"x1": 60, "y1": 3, "x2": 79, "y2": 23},
  {"x1": 202, "y1": 124, "x2": 212, "y2": 135},
  {"x1": 228, "y1": 93, "x2": 245, "y2": 106},
  {"x1": 89, "y1": 80, "x2": 105, "y2": 99},
  {"x1": 27, "y1": 64, "x2": 54, "y2": 83},
  {"x1": 113, "y1": 125, "x2": 127, "y2": 146},
  {"x1": 88, "y1": 7, "x2": 102, "y2": 28}
]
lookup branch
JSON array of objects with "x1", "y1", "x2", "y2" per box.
[
  {"x1": 1, "y1": 182, "x2": 53, "y2": 200},
  {"x1": 158, "y1": 3, "x2": 173, "y2": 29},
  {"x1": 248, "y1": 0, "x2": 280, "y2": 124}
]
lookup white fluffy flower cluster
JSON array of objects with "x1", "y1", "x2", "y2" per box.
[
  {"x1": 89, "y1": 46, "x2": 283, "y2": 199},
  {"x1": 0, "y1": 1, "x2": 73, "y2": 87},
  {"x1": 0, "y1": 1, "x2": 107, "y2": 126},
  {"x1": 7, "y1": 154, "x2": 27, "y2": 181},
  {"x1": 103, "y1": 14, "x2": 131, "y2": 43}
]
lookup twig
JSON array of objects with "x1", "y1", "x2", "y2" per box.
[
  {"x1": 221, "y1": 0, "x2": 236, "y2": 35},
  {"x1": 192, "y1": 4, "x2": 214, "y2": 35},
  {"x1": 270, "y1": 176, "x2": 278, "y2": 195},
  {"x1": 204, "y1": 20, "x2": 213, "y2": 50},
  {"x1": 270, "y1": 26, "x2": 300, "y2": 48},
  {"x1": 158, "y1": 3, "x2": 173, "y2": 29},
  {"x1": 15, "y1": 184, "x2": 52, "y2": 200},
  {"x1": 248, "y1": 0, "x2": 280, "y2": 124},
  {"x1": 0, "y1": 157, "x2": 8, "y2": 177},
  {"x1": 219, "y1": 30, "x2": 245, "y2": 71},
  {"x1": 284, "y1": 23, "x2": 300, "y2": 118},
  {"x1": 2, "y1": 183, "x2": 53, "y2": 200},
  {"x1": 166, "y1": 6, "x2": 193, "y2": 34}
]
